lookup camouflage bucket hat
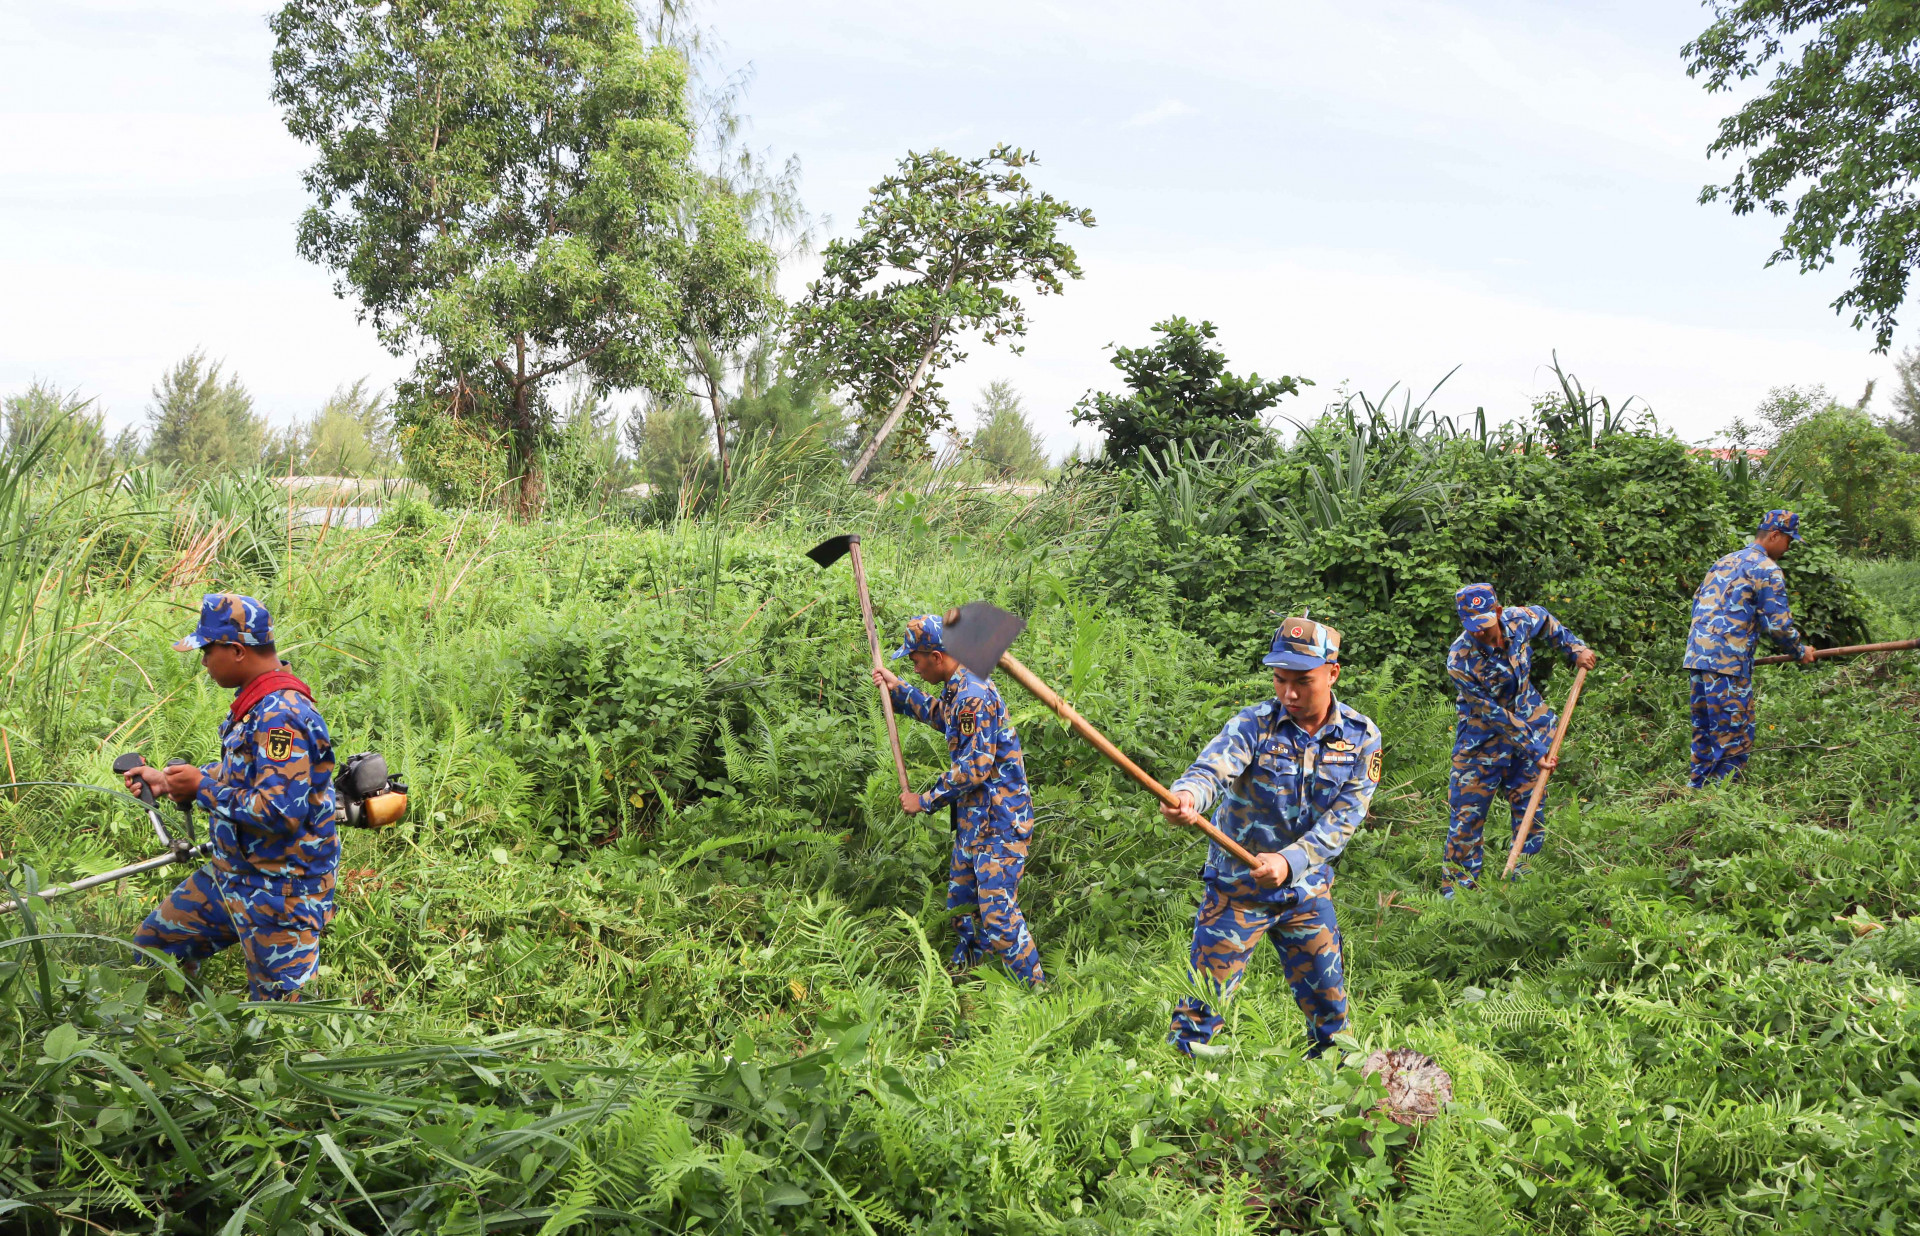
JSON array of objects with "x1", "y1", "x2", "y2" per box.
[
  {"x1": 1756, "y1": 509, "x2": 1800, "y2": 542},
  {"x1": 174, "y1": 593, "x2": 273, "y2": 651},
  {"x1": 1264, "y1": 616, "x2": 1341, "y2": 671},
  {"x1": 1455, "y1": 582, "x2": 1499, "y2": 633},
  {"x1": 891, "y1": 613, "x2": 946, "y2": 660}
]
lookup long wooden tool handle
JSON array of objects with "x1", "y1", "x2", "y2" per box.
[
  {"x1": 1503, "y1": 664, "x2": 1587, "y2": 878},
  {"x1": 847, "y1": 539, "x2": 910, "y2": 794},
  {"x1": 1753, "y1": 637, "x2": 1920, "y2": 667},
  {"x1": 997, "y1": 653, "x2": 1263, "y2": 869}
]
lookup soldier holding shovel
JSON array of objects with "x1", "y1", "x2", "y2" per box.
[
  {"x1": 1684, "y1": 510, "x2": 1815, "y2": 787},
  {"x1": 873, "y1": 615, "x2": 1045, "y2": 988},
  {"x1": 1443, "y1": 583, "x2": 1596, "y2": 896},
  {"x1": 1159, "y1": 618, "x2": 1381, "y2": 1058}
]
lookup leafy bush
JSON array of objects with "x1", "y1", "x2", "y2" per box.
[
  {"x1": 1090, "y1": 393, "x2": 1872, "y2": 671},
  {"x1": 1072, "y1": 317, "x2": 1309, "y2": 467}
]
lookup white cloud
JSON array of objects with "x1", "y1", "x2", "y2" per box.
[{"x1": 1123, "y1": 99, "x2": 1196, "y2": 128}]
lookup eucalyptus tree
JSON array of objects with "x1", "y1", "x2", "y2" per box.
[
  {"x1": 271, "y1": 0, "x2": 776, "y2": 513},
  {"x1": 793, "y1": 145, "x2": 1093, "y2": 484}
]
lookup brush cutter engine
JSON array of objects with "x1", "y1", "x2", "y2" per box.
[{"x1": 337, "y1": 752, "x2": 409, "y2": 829}]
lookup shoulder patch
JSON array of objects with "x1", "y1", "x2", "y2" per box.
[
  {"x1": 1368, "y1": 749, "x2": 1383, "y2": 782},
  {"x1": 265, "y1": 727, "x2": 295, "y2": 761},
  {"x1": 957, "y1": 697, "x2": 982, "y2": 737}
]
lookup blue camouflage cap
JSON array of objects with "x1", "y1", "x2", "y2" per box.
[
  {"x1": 1263, "y1": 616, "x2": 1342, "y2": 671},
  {"x1": 174, "y1": 593, "x2": 273, "y2": 651},
  {"x1": 1456, "y1": 583, "x2": 1499, "y2": 633},
  {"x1": 891, "y1": 614, "x2": 945, "y2": 660},
  {"x1": 1757, "y1": 509, "x2": 1801, "y2": 542}
]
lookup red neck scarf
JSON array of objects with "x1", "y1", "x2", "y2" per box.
[{"x1": 230, "y1": 668, "x2": 313, "y2": 721}]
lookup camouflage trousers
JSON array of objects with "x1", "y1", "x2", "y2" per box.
[
  {"x1": 1169, "y1": 883, "x2": 1346, "y2": 1056},
  {"x1": 948, "y1": 828, "x2": 1044, "y2": 986},
  {"x1": 133, "y1": 864, "x2": 335, "y2": 1001},
  {"x1": 1444, "y1": 746, "x2": 1545, "y2": 893},
  {"x1": 1689, "y1": 670, "x2": 1754, "y2": 788}
]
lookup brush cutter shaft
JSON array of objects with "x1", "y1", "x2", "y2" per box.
[
  {"x1": 0, "y1": 843, "x2": 212, "y2": 916},
  {"x1": 847, "y1": 538, "x2": 911, "y2": 794},
  {"x1": 1503, "y1": 665, "x2": 1587, "y2": 878},
  {"x1": 1753, "y1": 638, "x2": 1920, "y2": 667},
  {"x1": 994, "y1": 653, "x2": 1263, "y2": 869}
]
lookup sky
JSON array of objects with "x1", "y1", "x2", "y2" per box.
[{"x1": 0, "y1": 0, "x2": 1905, "y2": 456}]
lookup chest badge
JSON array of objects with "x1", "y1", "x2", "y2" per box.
[
  {"x1": 957, "y1": 699, "x2": 982, "y2": 738},
  {"x1": 265, "y1": 727, "x2": 295, "y2": 761},
  {"x1": 1325, "y1": 738, "x2": 1357, "y2": 755}
]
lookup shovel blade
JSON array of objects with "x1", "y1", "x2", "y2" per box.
[
  {"x1": 805, "y1": 534, "x2": 856, "y2": 568},
  {"x1": 943, "y1": 601, "x2": 1026, "y2": 679}
]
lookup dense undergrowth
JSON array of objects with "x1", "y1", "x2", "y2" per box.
[{"x1": 3, "y1": 433, "x2": 1920, "y2": 1232}]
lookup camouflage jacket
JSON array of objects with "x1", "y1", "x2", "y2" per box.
[
  {"x1": 196, "y1": 689, "x2": 340, "y2": 884},
  {"x1": 891, "y1": 669, "x2": 1033, "y2": 844},
  {"x1": 1447, "y1": 605, "x2": 1586, "y2": 761},
  {"x1": 1684, "y1": 543, "x2": 1808, "y2": 676},
  {"x1": 1169, "y1": 697, "x2": 1382, "y2": 902}
]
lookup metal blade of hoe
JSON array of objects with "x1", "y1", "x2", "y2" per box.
[
  {"x1": 805, "y1": 534, "x2": 853, "y2": 568},
  {"x1": 942, "y1": 601, "x2": 1026, "y2": 679}
]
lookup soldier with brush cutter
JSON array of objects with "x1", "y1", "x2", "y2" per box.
[
  {"x1": 1159, "y1": 618, "x2": 1381, "y2": 1058},
  {"x1": 1443, "y1": 583, "x2": 1596, "y2": 897},
  {"x1": 872, "y1": 614, "x2": 1045, "y2": 988},
  {"x1": 121, "y1": 594, "x2": 340, "y2": 1001},
  {"x1": 1684, "y1": 510, "x2": 1816, "y2": 788}
]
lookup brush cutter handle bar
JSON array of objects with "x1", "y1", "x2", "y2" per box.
[
  {"x1": 1753, "y1": 638, "x2": 1920, "y2": 667},
  {"x1": 1504, "y1": 664, "x2": 1588, "y2": 878},
  {"x1": 0, "y1": 842, "x2": 213, "y2": 916},
  {"x1": 995, "y1": 653, "x2": 1263, "y2": 869},
  {"x1": 846, "y1": 538, "x2": 911, "y2": 794}
]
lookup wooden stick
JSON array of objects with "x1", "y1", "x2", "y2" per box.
[
  {"x1": 1503, "y1": 665, "x2": 1587, "y2": 878},
  {"x1": 994, "y1": 653, "x2": 1263, "y2": 869},
  {"x1": 1753, "y1": 637, "x2": 1920, "y2": 667},
  {"x1": 846, "y1": 537, "x2": 910, "y2": 794}
]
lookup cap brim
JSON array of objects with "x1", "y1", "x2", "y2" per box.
[
  {"x1": 1262, "y1": 651, "x2": 1331, "y2": 670},
  {"x1": 173, "y1": 634, "x2": 210, "y2": 651},
  {"x1": 1461, "y1": 613, "x2": 1498, "y2": 633}
]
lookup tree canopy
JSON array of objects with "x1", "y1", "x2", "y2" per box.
[
  {"x1": 792, "y1": 145, "x2": 1092, "y2": 484},
  {"x1": 1072, "y1": 317, "x2": 1307, "y2": 467},
  {"x1": 146, "y1": 352, "x2": 263, "y2": 470},
  {"x1": 271, "y1": 0, "x2": 772, "y2": 512},
  {"x1": 1685, "y1": 1, "x2": 1920, "y2": 349}
]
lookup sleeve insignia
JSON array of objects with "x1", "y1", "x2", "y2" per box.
[
  {"x1": 957, "y1": 698, "x2": 982, "y2": 737},
  {"x1": 1367, "y1": 750, "x2": 1383, "y2": 782},
  {"x1": 265, "y1": 727, "x2": 295, "y2": 761}
]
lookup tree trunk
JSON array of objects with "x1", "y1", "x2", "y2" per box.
[
  {"x1": 510, "y1": 333, "x2": 543, "y2": 518},
  {"x1": 847, "y1": 334, "x2": 943, "y2": 486},
  {"x1": 703, "y1": 366, "x2": 731, "y2": 489}
]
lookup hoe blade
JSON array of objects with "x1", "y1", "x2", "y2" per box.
[
  {"x1": 806, "y1": 534, "x2": 855, "y2": 568},
  {"x1": 943, "y1": 601, "x2": 1026, "y2": 679}
]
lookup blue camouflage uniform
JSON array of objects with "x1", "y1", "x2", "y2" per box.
[
  {"x1": 888, "y1": 614, "x2": 1044, "y2": 986},
  {"x1": 133, "y1": 595, "x2": 340, "y2": 1001},
  {"x1": 1683, "y1": 511, "x2": 1809, "y2": 787},
  {"x1": 1167, "y1": 618, "x2": 1381, "y2": 1057},
  {"x1": 1443, "y1": 584, "x2": 1589, "y2": 895}
]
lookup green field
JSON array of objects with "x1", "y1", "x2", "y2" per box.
[{"x1": 1, "y1": 457, "x2": 1918, "y2": 1234}]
